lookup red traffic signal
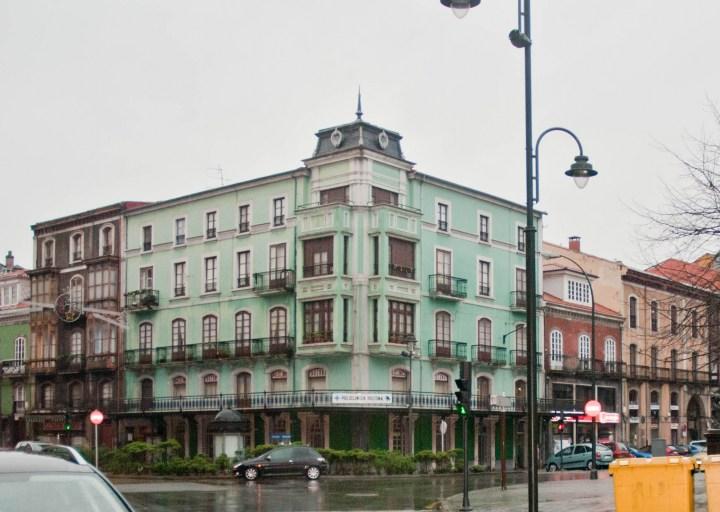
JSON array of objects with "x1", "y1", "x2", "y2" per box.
[{"x1": 557, "y1": 422, "x2": 565, "y2": 432}]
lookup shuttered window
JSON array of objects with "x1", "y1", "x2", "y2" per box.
[
  {"x1": 303, "y1": 237, "x2": 334, "y2": 277},
  {"x1": 320, "y1": 186, "x2": 349, "y2": 204},
  {"x1": 389, "y1": 237, "x2": 415, "y2": 279}
]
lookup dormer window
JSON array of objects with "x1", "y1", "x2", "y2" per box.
[{"x1": 567, "y1": 279, "x2": 590, "y2": 305}]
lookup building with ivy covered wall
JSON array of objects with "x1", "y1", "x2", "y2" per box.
[{"x1": 118, "y1": 110, "x2": 547, "y2": 469}]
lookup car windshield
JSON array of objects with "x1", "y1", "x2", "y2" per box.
[{"x1": 0, "y1": 473, "x2": 130, "y2": 512}]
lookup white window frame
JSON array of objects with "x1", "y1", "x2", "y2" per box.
[
  {"x1": 98, "y1": 224, "x2": 115, "y2": 256},
  {"x1": 204, "y1": 209, "x2": 219, "y2": 240},
  {"x1": 174, "y1": 216, "x2": 187, "y2": 246},
  {"x1": 477, "y1": 211, "x2": 492, "y2": 244},
  {"x1": 171, "y1": 259, "x2": 188, "y2": 298},
  {"x1": 567, "y1": 278, "x2": 591, "y2": 305},
  {"x1": 139, "y1": 265, "x2": 154, "y2": 290},
  {"x1": 202, "y1": 254, "x2": 220, "y2": 294},
  {"x1": 14, "y1": 336, "x2": 25, "y2": 363},
  {"x1": 69, "y1": 231, "x2": 84, "y2": 262},
  {"x1": 237, "y1": 202, "x2": 252, "y2": 235},
  {"x1": 477, "y1": 258, "x2": 493, "y2": 298},
  {"x1": 516, "y1": 223, "x2": 526, "y2": 252},
  {"x1": 550, "y1": 330, "x2": 563, "y2": 369},
  {"x1": 270, "y1": 195, "x2": 288, "y2": 229},
  {"x1": 234, "y1": 249, "x2": 252, "y2": 290},
  {"x1": 435, "y1": 199, "x2": 451, "y2": 233},
  {"x1": 578, "y1": 334, "x2": 591, "y2": 360},
  {"x1": 604, "y1": 337, "x2": 616, "y2": 363},
  {"x1": 141, "y1": 224, "x2": 153, "y2": 253}
]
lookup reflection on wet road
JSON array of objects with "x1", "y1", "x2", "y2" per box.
[{"x1": 120, "y1": 470, "x2": 595, "y2": 511}]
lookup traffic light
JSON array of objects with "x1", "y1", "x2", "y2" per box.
[
  {"x1": 454, "y1": 361, "x2": 471, "y2": 417},
  {"x1": 64, "y1": 413, "x2": 71, "y2": 432},
  {"x1": 557, "y1": 416, "x2": 565, "y2": 433}
]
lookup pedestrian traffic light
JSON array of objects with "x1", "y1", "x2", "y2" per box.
[{"x1": 454, "y1": 361, "x2": 471, "y2": 417}]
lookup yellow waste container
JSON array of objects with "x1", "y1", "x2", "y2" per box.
[
  {"x1": 608, "y1": 456, "x2": 696, "y2": 512},
  {"x1": 702, "y1": 454, "x2": 720, "y2": 512}
]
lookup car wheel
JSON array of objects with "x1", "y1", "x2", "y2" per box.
[
  {"x1": 586, "y1": 460, "x2": 593, "y2": 470},
  {"x1": 305, "y1": 466, "x2": 321, "y2": 480},
  {"x1": 244, "y1": 467, "x2": 259, "y2": 481},
  {"x1": 547, "y1": 463, "x2": 558, "y2": 472}
]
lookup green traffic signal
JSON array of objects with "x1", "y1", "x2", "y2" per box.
[
  {"x1": 455, "y1": 402, "x2": 468, "y2": 416},
  {"x1": 64, "y1": 423, "x2": 71, "y2": 431}
]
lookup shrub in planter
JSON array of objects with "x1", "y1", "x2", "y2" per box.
[{"x1": 215, "y1": 453, "x2": 230, "y2": 473}]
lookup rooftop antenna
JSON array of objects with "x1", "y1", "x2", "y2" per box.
[
  {"x1": 208, "y1": 164, "x2": 225, "y2": 187},
  {"x1": 356, "y1": 87, "x2": 363, "y2": 121}
]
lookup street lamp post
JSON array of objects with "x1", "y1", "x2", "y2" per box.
[
  {"x1": 439, "y1": 2, "x2": 598, "y2": 511},
  {"x1": 401, "y1": 342, "x2": 418, "y2": 456},
  {"x1": 545, "y1": 253, "x2": 598, "y2": 479}
]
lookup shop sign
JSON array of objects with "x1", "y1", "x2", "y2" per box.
[{"x1": 331, "y1": 392, "x2": 392, "y2": 405}]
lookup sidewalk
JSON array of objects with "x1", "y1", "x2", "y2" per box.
[{"x1": 441, "y1": 473, "x2": 709, "y2": 512}]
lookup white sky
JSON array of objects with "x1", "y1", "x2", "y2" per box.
[{"x1": 2, "y1": 0, "x2": 719, "y2": 269}]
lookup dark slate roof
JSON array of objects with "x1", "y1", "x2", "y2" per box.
[{"x1": 312, "y1": 120, "x2": 405, "y2": 161}]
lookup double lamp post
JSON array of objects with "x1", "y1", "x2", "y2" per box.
[{"x1": 439, "y1": 1, "x2": 599, "y2": 512}]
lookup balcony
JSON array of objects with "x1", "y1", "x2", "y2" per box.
[
  {"x1": 650, "y1": 366, "x2": 671, "y2": 381},
  {"x1": 627, "y1": 364, "x2": 650, "y2": 380},
  {"x1": 28, "y1": 358, "x2": 56, "y2": 374},
  {"x1": 472, "y1": 345, "x2": 507, "y2": 366},
  {"x1": 303, "y1": 264, "x2": 333, "y2": 279},
  {"x1": 125, "y1": 289, "x2": 159, "y2": 310},
  {"x1": 510, "y1": 291, "x2": 527, "y2": 310},
  {"x1": 510, "y1": 350, "x2": 542, "y2": 367},
  {"x1": 0, "y1": 360, "x2": 25, "y2": 377},
  {"x1": 427, "y1": 339, "x2": 467, "y2": 360},
  {"x1": 86, "y1": 353, "x2": 117, "y2": 371},
  {"x1": 388, "y1": 264, "x2": 415, "y2": 280},
  {"x1": 57, "y1": 354, "x2": 85, "y2": 373},
  {"x1": 125, "y1": 338, "x2": 294, "y2": 367},
  {"x1": 429, "y1": 274, "x2": 467, "y2": 300},
  {"x1": 102, "y1": 245, "x2": 113, "y2": 256},
  {"x1": 303, "y1": 331, "x2": 334, "y2": 344},
  {"x1": 546, "y1": 356, "x2": 625, "y2": 379},
  {"x1": 253, "y1": 270, "x2": 295, "y2": 294}
]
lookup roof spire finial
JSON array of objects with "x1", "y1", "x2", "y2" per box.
[{"x1": 355, "y1": 86, "x2": 363, "y2": 121}]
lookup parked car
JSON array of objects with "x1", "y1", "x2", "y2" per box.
[
  {"x1": 15, "y1": 441, "x2": 86, "y2": 464},
  {"x1": 603, "y1": 441, "x2": 632, "y2": 459},
  {"x1": 628, "y1": 446, "x2": 652, "y2": 458},
  {"x1": 233, "y1": 445, "x2": 329, "y2": 481},
  {"x1": 0, "y1": 451, "x2": 135, "y2": 511},
  {"x1": 638, "y1": 444, "x2": 679, "y2": 456},
  {"x1": 674, "y1": 444, "x2": 691, "y2": 456},
  {"x1": 690, "y1": 440, "x2": 707, "y2": 454},
  {"x1": 545, "y1": 443, "x2": 614, "y2": 471}
]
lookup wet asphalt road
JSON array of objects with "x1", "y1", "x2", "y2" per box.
[{"x1": 118, "y1": 470, "x2": 596, "y2": 511}]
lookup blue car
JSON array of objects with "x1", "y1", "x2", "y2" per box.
[{"x1": 628, "y1": 446, "x2": 651, "y2": 458}]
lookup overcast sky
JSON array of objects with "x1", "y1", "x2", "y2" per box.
[{"x1": 2, "y1": 0, "x2": 719, "y2": 270}]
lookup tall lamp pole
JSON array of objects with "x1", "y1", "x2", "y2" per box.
[
  {"x1": 545, "y1": 253, "x2": 598, "y2": 479},
  {"x1": 402, "y1": 342, "x2": 418, "y2": 455},
  {"x1": 439, "y1": 3, "x2": 598, "y2": 511}
]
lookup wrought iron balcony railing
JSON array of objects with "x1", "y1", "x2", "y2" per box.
[
  {"x1": 303, "y1": 264, "x2": 333, "y2": 278},
  {"x1": 427, "y1": 339, "x2": 467, "y2": 360},
  {"x1": 28, "y1": 358, "x2": 57, "y2": 374},
  {"x1": 57, "y1": 354, "x2": 85, "y2": 373},
  {"x1": 472, "y1": 345, "x2": 507, "y2": 366},
  {"x1": 253, "y1": 270, "x2": 295, "y2": 293},
  {"x1": 125, "y1": 289, "x2": 159, "y2": 310},
  {"x1": 86, "y1": 353, "x2": 117, "y2": 371},
  {"x1": 388, "y1": 333, "x2": 417, "y2": 345},
  {"x1": 511, "y1": 291, "x2": 527, "y2": 308},
  {"x1": 0, "y1": 359, "x2": 25, "y2": 377},
  {"x1": 510, "y1": 350, "x2": 542, "y2": 367},
  {"x1": 303, "y1": 331, "x2": 334, "y2": 344},
  {"x1": 429, "y1": 274, "x2": 467, "y2": 299}
]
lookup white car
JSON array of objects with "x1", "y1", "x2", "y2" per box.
[{"x1": 689, "y1": 440, "x2": 707, "y2": 454}]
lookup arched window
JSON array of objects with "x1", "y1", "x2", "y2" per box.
[
  {"x1": 477, "y1": 318, "x2": 491, "y2": 347},
  {"x1": 236, "y1": 372, "x2": 251, "y2": 396},
  {"x1": 578, "y1": 334, "x2": 591, "y2": 360},
  {"x1": 307, "y1": 367, "x2": 327, "y2": 391},
  {"x1": 203, "y1": 374, "x2": 218, "y2": 396},
  {"x1": 269, "y1": 307, "x2": 287, "y2": 353},
  {"x1": 69, "y1": 275, "x2": 83, "y2": 305},
  {"x1": 202, "y1": 315, "x2": 218, "y2": 344},
  {"x1": 629, "y1": 296, "x2": 637, "y2": 328},
  {"x1": 628, "y1": 389, "x2": 638, "y2": 404},
  {"x1": 650, "y1": 390, "x2": 659, "y2": 405},
  {"x1": 99, "y1": 380, "x2": 113, "y2": 406},
  {"x1": 650, "y1": 301, "x2": 658, "y2": 332},
  {"x1": 43, "y1": 239, "x2": 55, "y2": 267},
  {"x1": 550, "y1": 330, "x2": 563, "y2": 365},
  {"x1": 14, "y1": 336, "x2": 25, "y2": 364},
  {"x1": 69, "y1": 382, "x2": 82, "y2": 409},
  {"x1": 604, "y1": 338, "x2": 616, "y2": 363},
  {"x1": 173, "y1": 376, "x2": 186, "y2": 398},
  {"x1": 435, "y1": 312, "x2": 451, "y2": 356},
  {"x1": 101, "y1": 225, "x2": 114, "y2": 256},
  {"x1": 270, "y1": 369, "x2": 288, "y2": 392},
  {"x1": 92, "y1": 324, "x2": 116, "y2": 355},
  {"x1": 172, "y1": 319, "x2": 186, "y2": 348},
  {"x1": 41, "y1": 383, "x2": 54, "y2": 409},
  {"x1": 235, "y1": 311, "x2": 252, "y2": 356},
  {"x1": 433, "y1": 372, "x2": 450, "y2": 394},
  {"x1": 477, "y1": 376, "x2": 491, "y2": 397},
  {"x1": 139, "y1": 322, "x2": 153, "y2": 356},
  {"x1": 70, "y1": 232, "x2": 83, "y2": 262}
]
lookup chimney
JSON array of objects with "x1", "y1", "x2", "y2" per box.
[
  {"x1": 5, "y1": 251, "x2": 14, "y2": 271},
  {"x1": 568, "y1": 236, "x2": 581, "y2": 252}
]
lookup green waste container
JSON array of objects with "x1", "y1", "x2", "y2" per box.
[
  {"x1": 608, "y1": 456, "x2": 696, "y2": 512},
  {"x1": 702, "y1": 454, "x2": 720, "y2": 512}
]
